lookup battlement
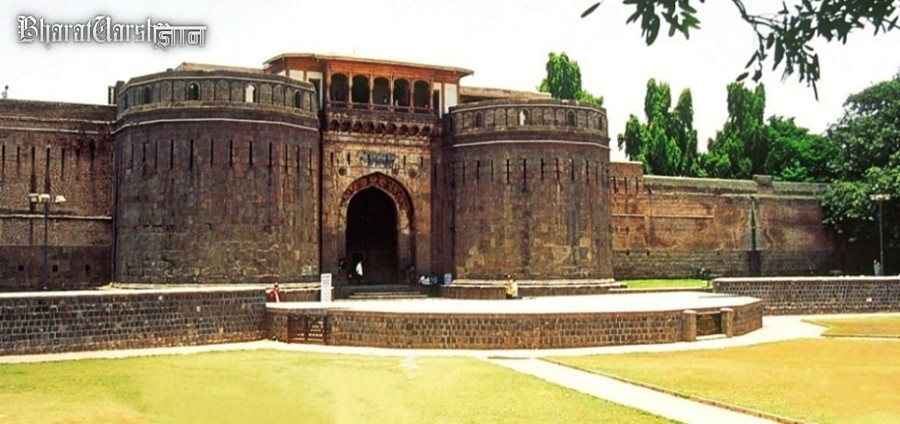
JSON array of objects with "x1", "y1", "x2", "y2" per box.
[
  {"x1": 447, "y1": 99, "x2": 608, "y2": 145},
  {"x1": 115, "y1": 70, "x2": 319, "y2": 119}
]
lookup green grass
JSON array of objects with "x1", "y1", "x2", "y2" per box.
[
  {"x1": 619, "y1": 279, "x2": 708, "y2": 289},
  {"x1": 552, "y1": 339, "x2": 900, "y2": 424},
  {"x1": 810, "y1": 315, "x2": 900, "y2": 338},
  {"x1": 0, "y1": 350, "x2": 675, "y2": 424}
]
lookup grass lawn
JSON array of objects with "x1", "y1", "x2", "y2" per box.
[
  {"x1": 809, "y1": 315, "x2": 900, "y2": 338},
  {"x1": 619, "y1": 279, "x2": 708, "y2": 289},
  {"x1": 0, "y1": 350, "x2": 675, "y2": 424},
  {"x1": 551, "y1": 339, "x2": 900, "y2": 424}
]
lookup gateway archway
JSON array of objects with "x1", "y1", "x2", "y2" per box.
[
  {"x1": 339, "y1": 173, "x2": 415, "y2": 285},
  {"x1": 346, "y1": 188, "x2": 398, "y2": 284}
]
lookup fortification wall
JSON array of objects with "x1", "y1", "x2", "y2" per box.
[
  {"x1": 114, "y1": 70, "x2": 321, "y2": 283},
  {"x1": 715, "y1": 277, "x2": 900, "y2": 314},
  {"x1": 0, "y1": 100, "x2": 115, "y2": 290},
  {"x1": 443, "y1": 100, "x2": 613, "y2": 280},
  {"x1": 610, "y1": 162, "x2": 837, "y2": 279},
  {"x1": 0, "y1": 287, "x2": 266, "y2": 355}
]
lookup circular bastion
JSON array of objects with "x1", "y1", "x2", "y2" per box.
[
  {"x1": 442, "y1": 99, "x2": 613, "y2": 281},
  {"x1": 114, "y1": 69, "x2": 321, "y2": 284}
]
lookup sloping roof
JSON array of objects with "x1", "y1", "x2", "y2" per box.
[{"x1": 263, "y1": 53, "x2": 473, "y2": 76}]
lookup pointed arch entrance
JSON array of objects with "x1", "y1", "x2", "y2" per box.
[{"x1": 339, "y1": 173, "x2": 415, "y2": 285}]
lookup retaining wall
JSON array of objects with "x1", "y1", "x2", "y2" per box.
[
  {"x1": 714, "y1": 277, "x2": 900, "y2": 315},
  {"x1": 0, "y1": 287, "x2": 267, "y2": 355}
]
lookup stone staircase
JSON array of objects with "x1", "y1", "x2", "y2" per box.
[{"x1": 344, "y1": 284, "x2": 429, "y2": 300}]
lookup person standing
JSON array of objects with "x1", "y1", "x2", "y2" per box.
[{"x1": 1, "y1": 85, "x2": 8, "y2": 99}]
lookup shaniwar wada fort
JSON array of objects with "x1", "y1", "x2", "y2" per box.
[{"x1": 6, "y1": 52, "x2": 895, "y2": 354}]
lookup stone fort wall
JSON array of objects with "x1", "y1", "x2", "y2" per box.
[
  {"x1": 441, "y1": 99, "x2": 613, "y2": 280},
  {"x1": 715, "y1": 277, "x2": 900, "y2": 315},
  {"x1": 0, "y1": 287, "x2": 266, "y2": 355},
  {"x1": 0, "y1": 101, "x2": 115, "y2": 290},
  {"x1": 114, "y1": 70, "x2": 321, "y2": 284},
  {"x1": 610, "y1": 161, "x2": 838, "y2": 279}
]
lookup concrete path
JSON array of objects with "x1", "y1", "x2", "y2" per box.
[{"x1": 489, "y1": 357, "x2": 776, "y2": 424}]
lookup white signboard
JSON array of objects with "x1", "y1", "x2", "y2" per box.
[{"x1": 320, "y1": 273, "x2": 333, "y2": 303}]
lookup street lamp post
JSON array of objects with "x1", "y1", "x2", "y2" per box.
[
  {"x1": 27, "y1": 193, "x2": 66, "y2": 290},
  {"x1": 870, "y1": 193, "x2": 891, "y2": 276}
]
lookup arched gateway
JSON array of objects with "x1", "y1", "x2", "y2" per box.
[{"x1": 339, "y1": 173, "x2": 415, "y2": 284}]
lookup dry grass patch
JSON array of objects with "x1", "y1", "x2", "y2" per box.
[
  {"x1": 0, "y1": 350, "x2": 675, "y2": 424},
  {"x1": 552, "y1": 339, "x2": 900, "y2": 424},
  {"x1": 810, "y1": 315, "x2": 900, "y2": 338}
]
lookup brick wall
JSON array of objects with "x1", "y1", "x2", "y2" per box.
[
  {"x1": 0, "y1": 287, "x2": 267, "y2": 355},
  {"x1": 714, "y1": 277, "x2": 900, "y2": 314},
  {"x1": 269, "y1": 301, "x2": 763, "y2": 349},
  {"x1": 610, "y1": 162, "x2": 838, "y2": 279},
  {"x1": 0, "y1": 100, "x2": 115, "y2": 290}
]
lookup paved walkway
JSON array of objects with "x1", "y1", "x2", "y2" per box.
[
  {"x1": 489, "y1": 358, "x2": 776, "y2": 424},
  {"x1": 4, "y1": 313, "x2": 898, "y2": 423}
]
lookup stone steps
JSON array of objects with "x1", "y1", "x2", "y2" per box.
[{"x1": 347, "y1": 291, "x2": 429, "y2": 300}]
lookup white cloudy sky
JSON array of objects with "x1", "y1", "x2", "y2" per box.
[{"x1": 2, "y1": 0, "x2": 898, "y2": 160}]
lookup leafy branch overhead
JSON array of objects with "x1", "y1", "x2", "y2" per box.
[{"x1": 582, "y1": 0, "x2": 900, "y2": 97}]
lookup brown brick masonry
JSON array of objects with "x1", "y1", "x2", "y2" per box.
[
  {"x1": 714, "y1": 277, "x2": 900, "y2": 315},
  {"x1": 0, "y1": 288, "x2": 266, "y2": 355},
  {"x1": 267, "y1": 302, "x2": 763, "y2": 349}
]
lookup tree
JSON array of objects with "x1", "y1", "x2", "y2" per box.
[
  {"x1": 763, "y1": 116, "x2": 840, "y2": 182},
  {"x1": 581, "y1": 0, "x2": 899, "y2": 96},
  {"x1": 703, "y1": 83, "x2": 767, "y2": 179},
  {"x1": 820, "y1": 74, "x2": 899, "y2": 272},
  {"x1": 539, "y1": 52, "x2": 604, "y2": 107},
  {"x1": 617, "y1": 78, "x2": 700, "y2": 176}
]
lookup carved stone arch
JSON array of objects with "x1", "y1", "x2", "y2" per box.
[
  {"x1": 421, "y1": 126, "x2": 431, "y2": 136},
  {"x1": 365, "y1": 122, "x2": 376, "y2": 133},
  {"x1": 340, "y1": 121, "x2": 351, "y2": 132},
  {"x1": 329, "y1": 120, "x2": 340, "y2": 131},
  {"x1": 387, "y1": 123, "x2": 397, "y2": 134},
  {"x1": 376, "y1": 123, "x2": 386, "y2": 134},
  {"x1": 337, "y1": 172, "x2": 417, "y2": 281},
  {"x1": 352, "y1": 121, "x2": 363, "y2": 132},
  {"x1": 410, "y1": 125, "x2": 420, "y2": 136},
  {"x1": 339, "y1": 172, "x2": 414, "y2": 223}
]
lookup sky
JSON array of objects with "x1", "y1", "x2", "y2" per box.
[{"x1": 2, "y1": 0, "x2": 898, "y2": 161}]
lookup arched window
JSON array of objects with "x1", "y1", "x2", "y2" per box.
[
  {"x1": 519, "y1": 109, "x2": 529, "y2": 125},
  {"x1": 187, "y1": 82, "x2": 199, "y2": 101},
  {"x1": 373, "y1": 77, "x2": 390, "y2": 106},
  {"x1": 566, "y1": 110, "x2": 576, "y2": 126},
  {"x1": 351, "y1": 75, "x2": 370, "y2": 105},
  {"x1": 245, "y1": 84, "x2": 257, "y2": 103},
  {"x1": 393, "y1": 79, "x2": 410, "y2": 108},
  {"x1": 330, "y1": 74, "x2": 349, "y2": 103},
  {"x1": 142, "y1": 86, "x2": 152, "y2": 104},
  {"x1": 294, "y1": 91, "x2": 303, "y2": 108},
  {"x1": 474, "y1": 112, "x2": 483, "y2": 128},
  {"x1": 413, "y1": 80, "x2": 430, "y2": 109}
]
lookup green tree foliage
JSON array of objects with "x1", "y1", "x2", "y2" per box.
[
  {"x1": 581, "y1": 0, "x2": 899, "y2": 96},
  {"x1": 539, "y1": 52, "x2": 604, "y2": 107},
  {"x1": 764, "y1": 116, "x2": 841, "y2": 182},
  {"x1": 703, "y1": 83, "x2": 768, "y2": 179},
  {"x1": 820, "y1": 74, "x2": 899, "y2": 254},
  {"x1": 617, "y1": 78, "x2": 700, "y2": 176}
]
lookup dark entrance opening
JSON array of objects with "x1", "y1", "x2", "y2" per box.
[{"x1": 346, "y1": 188, "x2": 399, "y2": 284}]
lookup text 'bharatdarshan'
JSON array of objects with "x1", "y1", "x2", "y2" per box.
[{"x1": 16, "y1": 15, "x2": 206, "y2": 50}]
